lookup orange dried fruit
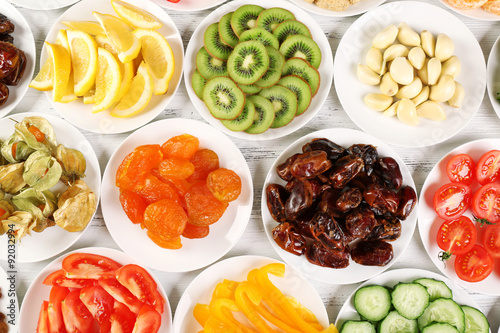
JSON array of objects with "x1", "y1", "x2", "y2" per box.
[
  {"x1": 161, "y1": 134, "x2": 199, "y2": 159},
  {"x1": 207, "y1": 168, "x2": 242, "y2": 203},
  {"x1": 116, "y1": 144, "x2": 163, "y2": 190},
  {"x1": 147, "y1": 230, "x2": 182, "y2": 249},
  {"x1": 158, "y1": 158, "x2": 195, "y2": 180},
  {"x1": 185, "y1": 181, "x2": 228, "y2": 227},
  {"x1": 144, "y1": 199, "x2": 188, "y2": 238},
  {"x1": 133, "y1": 173, "x2": 179, "y2": 204},
  {"x1": 119, "y1": 189, "x2": 148, "y2": 225},
  {"x1": 187, "y1": 149, "x2": 220, "y2": 183},
  {"x1": 182, "y1": 223, "x2": 209, "y2": 239}
]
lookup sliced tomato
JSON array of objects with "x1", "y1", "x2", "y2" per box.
[
  {"x1": 433, "y1": 182, "x2": 472, "y2": 220},
  {"x1": 436, "y1": 216, "x2": 477, "y2": 258},
  {"x1": 80, "y1": 286, "x2": 115, "y2": 333},
  {"x1": 98, "y1": 277, "x2": 144, "y2": 314},
  {"x1": 43, "y1": 269, "x2": 96, "y2": 289},
  {"x1": 483, "y1": 224, "x2": 500, "y2": 258},
  {"x1": 61, "y1": 290, "x2": 95, "y2": 333},
  {"x1": 472, "y1": 183, "x2": 500, "y2": 224},
  {"x1": 36, "y1": 301, "x2": 49, "y2": 333},
  {"x1": 63, "y1": 253, "x2": 122, "y2": 279},
  {"x1": 115, "y1": 264, "x2": 164, "y2": 314},
  {"x1": 476, "y1": 150, "x2": 500, "y2": 185},
  {"x1": 132, "y1": 304, "x2": 161, "y2": 333},
  {"x1": 110, "y1": 301, "x2": 136, "y2": 333},
  {"x1": 455, "y1": 244, "x2": 494, "y2": 282},
  {"x1": 47, "y1": 285, "x2": 70, "y2": 333},
  {"x1": 446, "y1": 153, "x2": 475, "y2": 185}
]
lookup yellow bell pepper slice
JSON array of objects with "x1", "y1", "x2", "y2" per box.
[
  {"x1": 234, "y1": 282, "x2": 278, "y2": 333},
  {"x1": 209, "y1": 297, "x2": 256, "y2": 333},
  {"x1": 212, "y1": 279, "x2": 239, "y2": 299},
  {"x1": 194, "y1": 303, "x2": 211, "y2": 326}
]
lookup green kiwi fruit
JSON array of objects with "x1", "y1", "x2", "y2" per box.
[
  {"x1": 204, "y1": 22, "x2": 233, "y2": 60},
  {"x1": 259, "y1": 85, "x2": 297, "y2": 128},
  {"x1": 219, "y1": 12, "x2": 239, "y2": 48},
  {"x1": 255, "y1": 46, "x2": 285, "y2": 88},
  {"x1": 196, "y1": 47, "x2": 228, "y2": 80},
  {"x1": 279, "y1": 35, "x2": 322, "y2": 69},
  {"x1": 203, "y1": 77, "x2": 245, "y2": 120},
  {"x1": 256, "y1": 7, "x2": 296, "y2": 33},
  {"x1": 245, "y1": 95, "x2": 275, "y2": 134},
  {"x1": 238, "y1": 27, "x2": 279, "y2": 50},
  {"x1": 227, "y1": 40, "x2": 270, "y2": 85},
  {"x1": 278, "y1": 75, "x2": 312, "y2": 115},
  {"x1": 282, "y1": 57, "x2": 320, "y2": 96},
  {"x1": 238, "y1": 83, "x2": 261, "y2": 95},
  {"x1": 273, "y1": 20, "x2": 312, "y2": 44},
  {"x1": 231, "y1": 4, "x2": 264, "y2": 37},
  {"x1": 221, "y1": 98, "x2": 256, "y2": 131},
  {"x1": 192, "y1": 69, "x2": 207, "y2": 100}
]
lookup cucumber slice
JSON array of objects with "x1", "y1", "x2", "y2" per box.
[
  {"x1": 391, "y1": 282, "x2": 430, "y2": 319},
  {"x1": 379, "y1": 310, "x2": 418, "y2": 333},
  {"x1": 354, "y1": 285, "x2": 391, "y2": 322},
  {"x1": 414, "y1": 278, "x2": 453, "y2": 301},
  {"x1": 417, "y1": 298, "x2": 465, "y2": 333},
  {"x1": 462, "y1": 305, "x2": 489, "y2": 333},
  {"x1": 340, "y1": 320, "x2": 376, "y2": 333},
  {"x1": 422, "y1": 322, "x2": 460, "y2": 333}
]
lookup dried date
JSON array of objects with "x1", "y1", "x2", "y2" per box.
[
  {"x1": 365, "y1": 216, "x2": 401, "y2": 241},
  {"x1": 363, "y1": 183, "x2": 399, "y2": 215},
  {"x1": 309, "y1": 212, "x2": 346, "y2": 250},
  {"x1": 303, "y1": 138, "x2": 344, "y2": 161},
  {"x1": 305, "y1": 242, "x2": 350, "y2": 269},
  {"x1": 272, "y1": 222, "x2": 307, "y2": 256},
  {"x1": 266, "y1": 184, "x2": 289, "y2": 223},
  {"x1": 396, "y1": 185, "x2": 417, "y2": 220},
  {"x1": 290, "y1": 150, "x2": 332, "y2": 179},
  {"x1": 329, "y1": 155, "x2": 364, "y2": 189},
  {"x1": 285, "y1": 179, "x2": 314, "y2": 220},
  {"x1": 277, "y1": 153, "x2": 300, "y2": 181},
  {"x1": 336, "y1": 187, "x2": 362, "y2": 213},
  {"x1": 345, "y1": 204, "x2": 377, "y2": 239},
  {"x1": 347, "y1": 144, "x2": 378, "y2": 175},
  {"x1": 377, "y1": 157, "x2": 403, "y2": 190},
  {"x1": 351, "y1": 240, "x2": 394, "y2": 266}
]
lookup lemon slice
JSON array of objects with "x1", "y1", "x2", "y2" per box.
[
  {"x1": 83, "y1": 86, "x2": 96, "y2": 104},
  {"x1": 111, "y1": 61, "x2": 153, "y2": 118},
  {"x1": 62, "y1": 21, "x2": 105, "y2": 36},
  {"x1": 29, "y1": 58, "x2": 53, "y2": 91},
  {"x1": 111, "y1": 0, "x2": 162, "y2": 29},
  {"x1": 94, "y1": 34, "x2": 117, "y2": 54},
  {"x1": 67, "y1": 30, "x2": 98, "y2": 97},
  {"x1": 133, "y1": 28, "x2": 175, "y2": 95},
  {"x1": 93, "y1": 47, "x2": 122, "y2": 113},
  {"x1": 45, "y1": 42, "x2": 71, "y2": 102},
  {"x1": 56, "y1": 29, "x2": 78, "y2": 103},
  {"x1": 93, "y1": 12, "x2": 141, "y2": 63}
]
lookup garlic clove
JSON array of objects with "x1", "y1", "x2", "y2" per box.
[
  {"x1": 448, "y1": 81, "x2": 464, "y2": 108},
  {"x1": 357, "y1": 64, "x2": 381, "y2": 85},
  {"x1": 408, "y1": 47, "x2": 426, "y2": 70},
  {"x1": 435, "y1": 33, "x2": 454, "y2": 62},
  {"x1": 411, "y1": 85, "x2": 430, "y2": 106},
  {"x1": 397, "y1": 98, "x2": 419, "y2": 126},
  {"x1": 372, "y1": 24, "x2": 399, "y2": 49},
  {"x1": 427, "y1": 57, "x2": 442, "y2": 86},
  {"x1": 380, "y1": 72, "x2": 399, "y2": 96},
  {"x1": 417, "y1": 100, "x2": 446, "y2": 121},
  {"x1": 383, "y1": 101, "x2": 399, "y2": 117},
  {"x1": 397, "y1": 22, "x2": 421, "y2": 47},
  {"x1": 366, "y1": 47, "x2": 383, "y2": 74},
  {"x1": 364, "y1": 93, "x2": 393, "y2": 111},
  {"x1": 429, "y1": 74, "x2": 456, "y2": 102},
  {"x1": 396, "y1": 77, "x2": 423, "y2": 99},
  {"x1": 390, "y1": 57, "x2": 414, "y2": 85},
  {"x1": 441, "y1": 55, "x2": 461, "y2": 78},
  {"x1": 421, "y1": 30, "x2": 435, "y2": 58},
  {"x1": 381, "y1": 44, "x2": 409, "y2": 74},
  {"x1": 417, "y1": 58, "x2": 429, "y2": 86}
]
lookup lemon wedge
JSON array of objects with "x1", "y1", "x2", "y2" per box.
[
  {"x1": 93, "y1": 11, "x2": 141, "y2": 63},
  {"x1": 111, "y1": 0, "x2": 162, "y2": 29},
  {"x1": 94, "y1": 34, "x2": 117, "y2": 54},
  {"x1": 133, "y1": 28, "x2": 175, "y2": 95},
  {"x1": 93, "y1": 47, "x2": 122, "y2": 113},
  {"x1": 45, "y1": 42, "x2": 71, "y2": 102},
  {"x1": 83, "y1": 86, "x2": 96, "y2": 104},
  {"x1": 66, "y1": 30, "x2": 98, "y2": 96},
  {"x1": 62, "y1": 21, "x2": 105, "y2": 36},
  {"x1": 56, "y1": 29, "x2": 78, "y2": 103},
  {"x1": 111, "y1": 61, "x2": 153, "y2": 118},
  {"x1": 29, "y1": 58, "x2": 53, "y2": 91}
]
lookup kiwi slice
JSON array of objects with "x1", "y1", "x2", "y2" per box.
[
  {"x1": 192, "y1": 69, "x2": 207, "y2": 100},
  {"x1": 196, "y1": 47, "x2": 228, "y2": 80},
  {"x1": 221, "y1": 98, "x2": 256, "y2": 131},
  {"x1": 273, "y1": 20, "x2": 312, "y2": 45},
  {"x1": 238, "y1": 83, "x2": 261, "y2": 95},
  {"x1": 238, "y1": 27, "x2": 279, "y2": 50},
  {"x1": 219, "y1": 12, "x2": 239, "y2": 48},
  {"x1": 203, "y1": 77, "x2": 245, "y2": 120},
  {"x1": 204, "y1": 22, "x2": 233, "y2": 60},
  {"x1": 282, "y1": 57, "x2": 320, "y2": 96},
  {"x1": 256, "y1": 7, "x2": 296, "y2": 33},
  {"x1": 245, "y1": 95, "x2": 275, "y2": 134},
  {"x1": 279, "y1": 35, "x2": 322, "y2": 69},
  {"x1": 278, "y1": 75, "x2": 312, "y2": 115},
  {"x1": 259, "y1": 85, "x2": 297, "y2": 128},
  {"x1": 231, "y1": 4, "x2": 264, "y2": 37},
  {"x1": 255, "y1": 46, "x2": 285, "y2": 88},
  {"x1": 228, "y1": 40, "x2": 270, "y2": 85}
]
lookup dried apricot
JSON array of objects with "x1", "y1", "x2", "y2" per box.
[
  {"x1": 182, "y1": 223, "x2": 209, "y2": 239},
  {"x1": 158, "y1": 158, "x2": 195, "y2": 180},
  {"x1": 187, "y1": 149, "x2": 220, "y2": 183},
  {"x1": 185, "y1": 181, "x2": 228, "y2": 227},
  {"x1": 161, "y1": 134, "x2": 199, "y2": 159},
  {"x1": 134, "y1": 173, "x2": 179, "y2": 204},
  {"x1": 116, "y1": 144, "x2": 163, "y2": 190},
  {"x1": 147, "y1": 230, "x2": 182, "y2": 249},
  {"x1": 207, "y1": 168, "x2": 242, "y2": 202},
  {"x1": 119, "y1": 189, "x2": 148, "y2": 225},
  {"x1": 144, "y1": 199, "x2": 188, "y2": 238}
]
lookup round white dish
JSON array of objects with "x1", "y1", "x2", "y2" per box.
[
  {"x1": 8, "y1": 0, "x2": 79, "y2": 10},
  {"x1": 261, "y1": 127, "x2": 418, "y2": 284},
  {"x1": 487, "y1": 35, "x2": 500, "y2": 119},
  {"x1": 173, "y1": 255, "x2": 329, "y2": 332},
  {"x1": 183, "y1": 0, "x2": 334, "y2": 141},
  {"x1": 290, "y1": 0, "x2": 387, "y2": 17},
  {"x1": 439, "y1": 0, "x2": 500, "y2": 21},
  {"x1": 152, "y1": 0, "x2": 228, "y2": 11},
  {"x1": 333, "y1": 1, "x2": 486, "y2": 147},
  {"x1": 101, "y1": 118, "x2": 253, "y2": 273},
  {"x1": 18, "y1": 247, "x2": 173, "y2": 332},
  {"x1": 0, "y1": 264, "x2": 17, "y2": 332},
  {"x1": 41, "y1": 0, "x2": 184, "y2": 134},
  {"x1": 0, "y1": 112, "x2": 101, "y2": 263},
  {"x1": 418, "y1": 139, "x2": 500, "y2": 295},
  {"x1": 0, "y1": 0, "x2": 36, "y2": 119}
]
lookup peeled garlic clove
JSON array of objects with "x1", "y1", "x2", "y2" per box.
[
  {"x1": 417, "y1": 100, "x2": 446, "y2": 121},
  {"x1": 435, "y1": 33, "x2": 454, "y2": 62},
  {"x1": 373, "y1": 24, "x2": 399, "y2": 49},
  {"x1": 396, "y1": 77, "x2": 423, "y2": 99},
  {"x1": 411, "y1": 85, "x2": 430, "y2": 106},
  {"x1": 427, "y1": 57, "x2": 442, "y2": 86},
  {"x1": 442, "y1": 55, "x2": 461, "y2": 78},
  {"x1": 357, "y1": 64, "x2": 381, "y2": 85},
  {"x1": 408, "y1": 47, "x2": 426, "y2": 70},
  {"x1": 383, "y1": 101, "x2": 400, "y2": 117},
  {"x1": 417, "y1": 58, "x2": 429, "y2": 86},
  {"x1": 421, "y1": 30, "x2": 435, "y2": 58},
  {"x1": 397, "y1": 98, "x2": 419, "y2": 126},
  {"x1": 397, "y1": 22, "x2": 420, "y2": 47},
  {"x1": 364, "y1": 93, "x2": 393, "y2": 111},
  {"x1": 448, "y1": 81, "x2": 465, "y2": 108},
  {"x1": 380, "y1": 72, "x2": 399, "y2": 96},
  {"x1": 381, "y1": 44, "x2": 408, "y2": 74},
  {"x1": 429, "y1": 74, "x2": 456, "y2": 102},
  {"x1": 366, "y1": 47, "x2": 383, "y2": 74},
  {"x1": 390, "y1": 57, "x2": 414, "y2": 85}
]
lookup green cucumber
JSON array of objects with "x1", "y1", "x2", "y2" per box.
[
  {"x1": 391, "y1": 282, "x2": 430, "y2": 320},
  {"x1": 353, "y1": 285, "x2": 391, "y2": 322},
  {"x1": 379, "y1": 310, "x2": 418, "y2": 333},
  {"x1": 417, "y1": 298, "x2": 465, "y2": 333},
  {"x1": 414, "y1": 278, "x2": 453, "y2": 301},
  {"x1": 462, "y1": 305, "x2": 489, "y2": 333},
  {"x1": 340, "y1": 320, "x2": 376, "y2": 333}
]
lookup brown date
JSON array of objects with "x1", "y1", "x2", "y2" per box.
[
  {"x1": 285, "y1": 179, "x2": 314, "y2": 221},
  {"x1": 377, "y1": 157, "x2": 403, "y2": 190},
  {"x1": 277, "y1": 153, "x2": 300, "y2": 181},
  {"x1": 363, "y1": 183, "x2": 399, "y2": 215},
  {"x1": 0, "y1": 82, "x2": 8, "y2": 107},
  {"x1": 0, "y1": 41, "x2": 19, "y2": 80},
  {"x1": 336, "y1": 187, "x2": 362, "y2": 213},
  {"x1": 290, "y1": 150, "x2": 332, "y2": 179},
  {"x1": 2, "y1": 48, "x2": 25, "y2": 86},
  {"x1": 396, "y1": 185, "x2": 417, "y2": 220},
  {"x1": 293, "y1": 207, "x2": 316, "y2": 238},
  {"x1": 0, "y1": 14, "x2": 14, "y2": 34},
  {"x1": 351, "y1": 240, "x2": 394, "y2": 266},
  {"x1": 345, "y1": 204, "x2": 377, "y2": 239},
  {"x1": 302, "y1": 138, "x2": 344, "y2": 161},
  {"x1": 329, "y1": 155, "x2": 364, "y2": 189},
  {"x1": 0, "y1": 33, "x2": 13, "y2": 44},
  {"x1": 309, "y1": 212, "x2": 346, "y2": 250},
  {"x1": 266, "y1": 184, "x2": 289, "y2": 223},
  {"x1": 347, "y1": 144, "x2": 378, "y2": 175},
  {"x1": 318, "y1": 188, "x2": 343, "y2": 218},
  {"x1": 272, "y1": 222, "x2": 306, "y2": 256},
  {"x1": 365, "y1": 216, "x2": 401, "y2": 241},
  {"x1": 305, "y1": 242, "x2": 350, "y2": 269}
]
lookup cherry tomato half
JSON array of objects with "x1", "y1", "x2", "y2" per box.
[
  {"x1": 472, "y1": 183, "x2": 500, "y2": 224},
  {"x1": 455, "y1": 244, "x2": 494, "y2": 282},
  {"x1": 436, "y1": 216, "x2": 477, "y2": 257},
  {"x1": 476, "y1": 150, "x2": 500, "y2": 185},
  {"x1": 483, "y1": 224, "x2": 500, "y2": 258},
  {"x1": 62, "y1": 253, "x2": 122, "y2": 279},
  {"x1": 433, "y1": 182, "x2": 472, "y2": 221},
  {"x1": 446, "y1": 154, "x2": 475, "y2": 185}
]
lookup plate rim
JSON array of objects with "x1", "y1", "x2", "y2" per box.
[
  {"x1": 151, "y1": 0, "x2": 228, "y2": 12},
  {"x1": 486, "y1": 35, "x2": 500, "y2": 119},
  {"x1": 289, "y1": 0, "x2": 387, "y2": 17},
  {"x1": 7, "y1": 0, "x2": 80, "y2": 10},
  {"x1": 438, "y1": 0, "x2": 500, "y2": 21}
]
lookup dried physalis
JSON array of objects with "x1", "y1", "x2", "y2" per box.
[
  {"x1": 12, "y1": 188, "x2": 57, "y2": 233},
  {"x1": 53, "y1": 179, "x2": 96, "y2": 232},
  {"x1": 0, "y1": 199, "x2": 14, "y2": 236},
  {"x1": 22, "y1": 151, "x2": 62, "y2": 191},
  {"x1": 1, "y1": 133, "x2": 35, "y2": 163},
  {"x1": 56, "y1": 144, "x2": 86, "y2": 186},
  {"x1": 0, "y1": 162, "x2": 26, "y2": 194},
  {"x1": 1, "y1": 211, "x2": 36, "y2": 242},
  {"x1": 0, "y1": 140, "x2": 7, "y2": 166},
  {"x1": 14, "y1": 116, "x2": 57, "y2": 152}
]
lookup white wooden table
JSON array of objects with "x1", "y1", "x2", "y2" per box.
[{"x1": 2, "y1": 0, "x2": 500, "y2": 331}]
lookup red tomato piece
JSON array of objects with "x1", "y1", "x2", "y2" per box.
[
  {"x1": 446, "y1": 154, "x2": 475, "y2": 185},
  {"x1": 47, "y1": 285, "x2": 70, "y2": 333},
  {"x1": 80, "y1": 286, "x2": 114, "y2": 333},
  {"x1": 63, "y1": 253, "x2": 122, "y2": 280},
  {"x1": 43, "y1": 269, "x2": 95, "y2": 289},
  {"x1": 110, "y1": 301, "x2": 136, "y2": 333},
  {"x1": 132, "y1": 304, "x2": 161, "y2": 333},
  {"x1": 436, "y1": 216, "x2": 477, "y2": 259},
  {"x1": 433, "y1": 182, "x2": 472, "y2": 220},
  {"x1": 472, "y1": 183, "x2": 500, "y2": 224},
  {"x1": 476, "y1": 150, "x2": 500, "y2": 185},
  {"x1": 483, "y1": 224, "x2": 500, "y2": 258},
  {"x1": 115, "y1": 264, "x2": 164, "y2": 314},
  {"x1": 455, "y1": 244, "x2": 494, "y2": 282},
  {"x1": 36, "y1": 301, "x2": 49, "y2": 333},
  {"x1": 61, "y1": 290, "x2": 95, "y2": 333},
  {"x1": 98, "y1": 277, "x2": 143, "y2": 314}
]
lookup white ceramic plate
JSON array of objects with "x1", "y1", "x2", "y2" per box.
[
  {"x1": 290, "y1": 0, "x2": 387, "y2": 17},
  {"x1": 439, "y1": 0, "x2": 500, "y2": 21},
  {"x1": 152, "y1": 0, "x2": 228, "y2": 11},
  {"x1": 42, "y1": 0, "x2": 184, "y2": 134},
  {"x1": 0, "y1": 265, "x2": 17, "y2": 332},
  {"x1": 184, "y1": 0, "x2": 334, "y2": 141},
  {"x1": 334, "y1": 1, "x2": 486, "y2": 147},
  {"x1": 19, "y1": 247, "x2": 173, "y2": 332},
  {"x1": 418, "y1": 139, "x2": 500, "y2": 295},
  {"x1": 0, "y1": 112, "x2": 101, "y2": 263},
  {"x1": 335, "y1": 268, "x2": 488, "y2": 330},
  {"x1": 101, "y1": 118, "x2": 253, "y2": 272},
  {"x1": 487, "y1": 35, "x2": 500, "y2": 119},
  {"x1": 0, "y1": 0, "x2": 35, "y2": 119},
  {"x1": 173, "y1": 255, "x2": 329, "y2": 332},
  {"x1": 8, "y1": 0, "x2": 79, "y2": 10},
  {"x1": 261, "y1": 128, "x2": 418, "y2": 284}
]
